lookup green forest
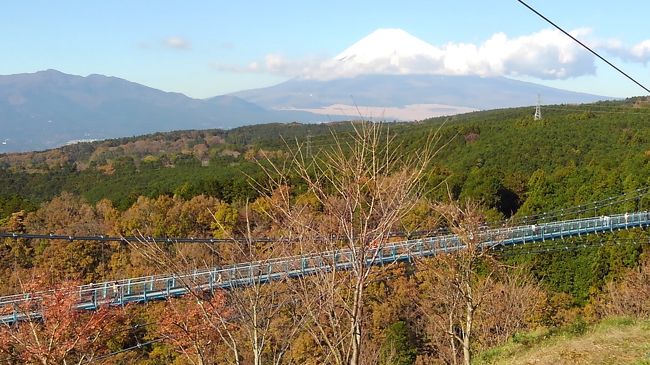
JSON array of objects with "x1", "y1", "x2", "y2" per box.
[
  {"x1": 3, "y1": 99, "x2": 650, "y2": 217},
  {"x1": 1, "y1": 98, "x2": 650, "y2": 364}
]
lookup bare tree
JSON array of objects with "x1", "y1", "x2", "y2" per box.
[
  {"x1": 417, "y1": 201, "x2": 548, "y2": 365},
  {"x1": 155, "y1": 292, "x2": 231, "y2": 365},
  {"x1": 474, "y1": 270, "x2": 545, "y2": 348},
  {"x1": 416, "y1": 200, "x2": 495, "y2": 365},
  {"x1": 438, "y1": 200, "x2": 491, "y2": 365},
  {"x1": 253, "y1": 121, "x2": 441, "y2": 365},
  {"x1": 598, "y1": 255, "x2": 650, "y2": 318},
  {"x1": 417, "y1": 258, "x2": 463, "y2": 365},
  {"x1": 132, "y1": 235, "x2": 241, "y2": 365},
  {"x1": 132, "y1": 204, "x2": 304, "y2": 365},
  {"x1": 212, "y1": 206, "x2": 305, "y2": 365}
]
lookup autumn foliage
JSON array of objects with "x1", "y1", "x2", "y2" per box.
[
  {"x1": 0, "y1": 278, "x2": 125, "y2": 364},
  {"x1": 597, "y1": 256, "x2": 650, "y2": 318},
  {"x1": 154, "y1": 291, "x2": 231, "y2": 365},
  {"x1": 0, "y1": 118, "x2": 649, "y2": 363}
]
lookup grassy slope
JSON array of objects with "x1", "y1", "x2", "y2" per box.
[{"x1": 475, "y1": 317, "x2": 650, "y2": 365}]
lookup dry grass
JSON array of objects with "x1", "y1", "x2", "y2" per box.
[{"x1": 475, "y1": 317, "x2": 650, "y2": 365}]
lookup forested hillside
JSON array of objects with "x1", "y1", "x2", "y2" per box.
[
  {"x1": 2, "y1": 98, "x2": 650, "y2": 216},
  {"x1": 1, "y1": 98, "x2": 650, "y2": 364}
]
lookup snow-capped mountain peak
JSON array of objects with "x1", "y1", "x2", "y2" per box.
[{"x1": 334, "y1": 28, "x2": 441, "y2": 66}]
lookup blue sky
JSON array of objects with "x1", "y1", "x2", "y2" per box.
[{"x1": 2, "y1": 0, "x2": 649, "y2": 98}]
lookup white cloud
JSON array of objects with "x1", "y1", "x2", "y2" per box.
[
  {"x1": 213, "y1": 53, "x2": 324, "y2": 76},
  {"x1": 314, "y1": 28, "x2": 596, "y2": 80},
  {"x1": 216, "y1": 28, "x2": 650, "y2": 80},
  {"x1": 491, "y1": 28, "x2": 597, "y2": 79},
  {"x1": 164, "y1": 36, "x2": 191, "y2": 50},
  {"x1": 599, "y1": 39, "x2": 650, "y2": 64},
  {"x1": 631, "y1": 40, "x2": 650, "y2": 61}
]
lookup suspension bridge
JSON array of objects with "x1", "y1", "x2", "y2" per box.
[{"x1": 1, "y1": 205, "x2": 649, "y2": 324}]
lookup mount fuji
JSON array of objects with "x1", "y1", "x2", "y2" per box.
[
  {"x1": 332, "y1": 28, "x2": 443, "y2": 77},
  {"x1": 232, "y1": 28, "x2": 609, "y2": 120},
  {"x1": 0, "y1": 29, "x2": 610, "y2": 153}
]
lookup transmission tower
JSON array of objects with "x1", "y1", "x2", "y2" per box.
[{"x1": 534, "y1": 94, "x2": 542, "y2": 120}]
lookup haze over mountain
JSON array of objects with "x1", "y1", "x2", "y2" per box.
[
  {"x1": 232, "y1": 29, "x2": 609, "y2": 120},
  {"x1": 0, "y1": 70, "x2": 337, "y2": 153}
]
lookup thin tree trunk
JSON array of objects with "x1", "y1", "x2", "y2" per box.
[
  {"x1": 349, "y1": 278, "x2": 363, "y2": 365},
  {"x1": 230, "y1": 336, "x2": 241, "y2": 365},
  {"x1": 448, "y1": 310, "x2": 457, "y2": 365},
  {"x1": 252, "y1": 304, "x2": 261, "y2": 365},
  {"x1": 463, "y1": 281, "x2": 473, "y2": 365}
]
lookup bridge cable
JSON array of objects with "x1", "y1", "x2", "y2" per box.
[{"x1": 492, "y1": 237, "x2": 646, "y2": 257}]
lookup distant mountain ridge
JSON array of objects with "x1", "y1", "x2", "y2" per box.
[
  {"x1": 0, "y1": 68, "x2": 609, "y2": 153},
  {"x1": 0, "y1": 28, "x2": 613, "y2": 153},
  {"x1": 231, "y1": 74, "x2": 609, "y2": 116},
  {"x1": 231, "y1": 28, "x2": 610, "y2": 120},
  {"x1": 0, "y1": 70, "x2": 337, "y2": 153}
]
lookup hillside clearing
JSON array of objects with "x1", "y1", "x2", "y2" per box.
[{"x1": 475, "y1": 317, "x2": 650, "y2": 365}]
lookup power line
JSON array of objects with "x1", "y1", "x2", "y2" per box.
[
  {"x1": 92, "y1": 338, "x2": 162, "y2": 362},
  {"x1": 0, "y1": 233, "x2": 274, "y2": 244},
  {"x1": 492, "y1": 237, "x2": 645, "y2": 257},
  {"x1": 542, "y1": 106, "x2": 650, "y2": 115},
  {"x1": 511, "y1": 187, "x2": 650, "y2": 225},
  {"x1": 516, "y1": 0, "x2": 650, "y2": 94}
]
